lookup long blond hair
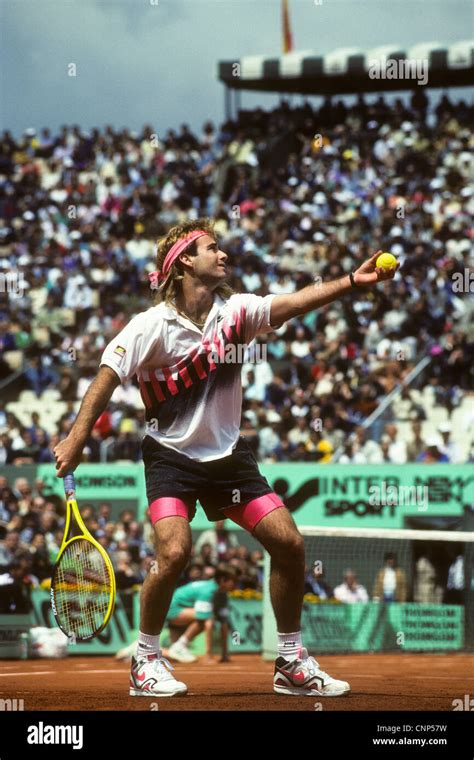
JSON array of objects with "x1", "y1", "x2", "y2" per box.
[{"x1": 152, "y1": 218, "x2": 234, "y2": 305}]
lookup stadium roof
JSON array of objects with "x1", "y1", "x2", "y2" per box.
[{"x1": 218, "y1": 40, "x2": 474, "y2": 95}]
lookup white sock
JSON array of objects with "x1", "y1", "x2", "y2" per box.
[
  {"x1": 277, "y1": 631, "x2": 302, "y2": 659},
  {"x1": 136, "y1": 631, "x2": 161, "y2": 659},
  {"x1": 177, "y1": 634, "x2": 189, "y2": 647}
]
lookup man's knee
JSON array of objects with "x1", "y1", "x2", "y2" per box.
[
  {"x1": 158, "y1": 543, "x2": 191, "y2": 574},
  {"x1": 268, "y1": 530, "x2": 305, "y2": 564}
]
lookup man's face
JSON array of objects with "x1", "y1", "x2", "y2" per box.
[
  {"x1": 180, "y1": 235, "x2": 228, "y2": 285},
  {"x1": 345, "y1": 572, "x2": 356, "y2": 588},
  {"x1": 6, "y1": 533, "x2": 19, "y2": 549}
]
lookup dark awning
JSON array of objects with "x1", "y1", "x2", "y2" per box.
[{"x1": 218, "y1": 41, "x2": 474, "y2": 95}]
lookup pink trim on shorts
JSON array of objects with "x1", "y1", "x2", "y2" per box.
[
  {"x1": 148, "y1": 497, "x2": 190, "y2": 525},
  {"x1": 222, "y1": 492, "x2": 285, "y2": 532}
]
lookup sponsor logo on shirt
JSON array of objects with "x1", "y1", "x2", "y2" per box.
[{"x1": 113, "y1": 345, "x2": 126, "y2": 360}]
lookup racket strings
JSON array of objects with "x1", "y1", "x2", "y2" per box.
[{"x1": 53, "y1": 539, "x2": 113, "y2": 639}]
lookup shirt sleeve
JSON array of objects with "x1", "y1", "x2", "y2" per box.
[
  {"x1": 99, "y1": 311, "x2": 160, "y2": 384},
  {"x1": 229, "y1": 293, "x2": 279, "y2": 344},
  {"x1": 193, "y1": 583, "x2": 217, "y2": 620}
]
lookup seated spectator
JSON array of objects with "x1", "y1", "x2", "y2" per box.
[
  {"x1": 197, "y1": 542, "x2": 217, "y2": 571},
  {"x1": 0, "y1": 531, "x2": 22, "y2": 568},
  {"x1": 27, "y1": 412, "x2": 49, "y2": 445},
  {"x1": 372, "y1": 552, "x2": 407, "y2": 602},
  {"x1": 334, "y1": 570, "x2": 369, "y2": 603},
  {"x1": 115, "y1": 551, "x2": 141, "y2": 591},
  {"x1": 125, "y1": 521, "x2": 145, "y2": 563},
  {"x1": 443, "y1": 549, "x2": 464, "y2": 605},
  {"x1": 406, "y1": 420, "x2": 426, "y2": 461},
  {"x1": 258, "y1": 411, "x2": 282, "y2": 460},
  {"x1": 304, "y1": 565, "x2": 333, "y2": 599},
  {"x1": 24, "y1": 355, "x2": 59, "y2": 397},
  {"x1": 96, "y1": 502, "x2": 112, "y2": 527},
  {"x1": 383, "y1": 424, "x2": 407, "y2": 464},
  {"x1": 0, "y1": 559, "x2": 32, "y2": 613},
  {"x1": 413, "y1": 554, "x2": 443, "y2": 604},
  {"x1": 416, "y1": 436, "x2": 450, "y2": 463},
  {"x1": 194, "y1": 520, "x2": 239, "y2": 565},
  {"x1": 353, "y1": 426, "x2": 383, "y2": 464},
  {"x1": 28, "y1": 533, "x2": 52, "y2": 581},
  {"x1": 437, "y1": 422, "x2": 462, "y2": 464},
  {"x1": 288, "y1": 417, "x2": 311, "y2": 448}
]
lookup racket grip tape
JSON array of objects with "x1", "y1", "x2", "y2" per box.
[{"x1": 63, "y1": 472, "x2": 76, "y2": 495}]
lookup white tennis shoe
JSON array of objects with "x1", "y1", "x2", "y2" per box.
[
  {"x1": 274, "y1": 647, "x2": 350, "y2": 697},
  {"x1": 167, "y1": 640, "x2": 197, "y2": 663},
  {"x1": 129, "y1": 653, "x2": 188, "y2": 697}
]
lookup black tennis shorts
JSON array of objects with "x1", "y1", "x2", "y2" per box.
[{"x1": 142, "y1": 434, "x2": 276, "y2": 523}]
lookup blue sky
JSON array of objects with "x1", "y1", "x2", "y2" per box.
[{"x1": 1, "y1": 0, "x2": 472, "y2": 137}]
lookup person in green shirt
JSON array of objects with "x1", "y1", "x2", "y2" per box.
[{"x1": 165, "y1": 564, "x2": 236, "y2": 664}]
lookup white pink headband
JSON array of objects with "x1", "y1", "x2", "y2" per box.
[{"x1": 148, "y1": 229, "x2": 208, "y2": 289}]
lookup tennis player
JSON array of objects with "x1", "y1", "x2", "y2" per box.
[{"x1": 54, "y1": 218, "x2": 397, "y2": 698}]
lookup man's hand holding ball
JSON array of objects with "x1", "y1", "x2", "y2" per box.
[{"x1": 352, "y1": 250, "x2": 400, "y2": 287}]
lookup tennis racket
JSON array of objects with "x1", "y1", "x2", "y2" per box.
[{"x1": 50, "y1": 472, "x2": 116, "y2": 641}]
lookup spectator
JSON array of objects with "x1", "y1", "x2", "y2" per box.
[
  {"x1": 334, "y1": 570, "x2": 369, "y2": 604},
  {"x1": 0, "y1": 531, "x2": 21, "y2": 568},
  {"x1": 194, "y1": 520, "x2": 240, "y2": 565},
  {"x1": 413, "y1": 554, "x2": 443, "y2": 604},
  {"x1": 416, "y1": 436, "x2": 450, "y2": 463},
  {"x1": 0, "y1": 559, "x2": 32, "y2": 613},
  {"x1": 438, "y1": 422, "x2": 463, "y2": 464},
  {"x1": 258, "y1": 411, "x2": 282, "y2": 460},
  {"x1": 444, "y1": 550, "x2": 464, "y2": 605},
  {"x1": 24, "y1": 356, "x2": 59, "y2": 398},
  {"x1": 372, "y1": 552, "x2": 408, "y2": 602},
  {"x1": 383, "y1": 424, "x2": 407, "y2": 464},
  {"x1": 304, "y1": 565, "x2": 333, "y2": 599},
  {"x1": 406, "y1": 420, "x2": 426, "y2": 461},
  {"x1": 334, "y1": 570, "x2": 369, "y2": 603}
]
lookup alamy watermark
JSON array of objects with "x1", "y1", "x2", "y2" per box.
[
  {"x1": 369, "y1": 484, "x2": 429, "y2": 512},
  {"x1": 452, "y1": 269, "x2": 473, "y2": 293},
  {"x1": 0, "y1": 271, "x2": 27, "y2": 297},
  {"x1": 368, "y1": 58, "x2": 428, "y2": 86},
  {"x1": 208, "y1": 343, "x2": 267, "y2": 365},
  {"x1": 0, "y1": 697, "x2": 25, "y2": 711}
]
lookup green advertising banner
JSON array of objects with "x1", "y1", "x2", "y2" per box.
[
  {"x1": 260, "y1": 464, "x2": 473, "y2": 529},
  {"x1": 300, "y1": 602, "x2": 463, "y2": 653},
  {"x1": 2, "y1": 463, "x2": 472, "y2": 529},
  {"x1": 0, "y1": 614, "x2": 31, "y2": 659},
  {"x1": 36, "y1": 463, "x2": 148, "y2": 520}
]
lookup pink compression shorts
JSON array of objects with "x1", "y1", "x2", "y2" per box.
[{"x1": 147, "y1": 492, "x2": 285, "y2": 533}]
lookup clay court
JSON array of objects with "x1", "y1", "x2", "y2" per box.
[{"x1": 2, "y1": 652, "x2": 473, "y2": 711}]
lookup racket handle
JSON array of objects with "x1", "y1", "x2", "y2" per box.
[{"x1": 63, "y1": 472, "x2": 76, "y2": 496}]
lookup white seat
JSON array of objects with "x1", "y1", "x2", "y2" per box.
[
  {"x1": 42, "y1": 389, "x2": 61, "y2": 401},
  {"x1": 427, "y1": 406, "x2": 448, "y2": 426},
  {"x1": 18, "y1": 390, "x2": 37, "y2": 404}
]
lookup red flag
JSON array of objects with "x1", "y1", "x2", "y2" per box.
[{"x1": 282, "y1": 0, "x2": 293, "y2": 53}]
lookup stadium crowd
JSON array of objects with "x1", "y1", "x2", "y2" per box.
[{"x1": 0, "y1": 94, "x2": 472, "y2": 470}]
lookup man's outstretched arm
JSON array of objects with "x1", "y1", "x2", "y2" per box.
[
  {"x1": 54, "y1": 365, "x2": 121, "y2": 477},
  {"x1": 270, "y1": 250, "x2": 399, "y2": 326}
]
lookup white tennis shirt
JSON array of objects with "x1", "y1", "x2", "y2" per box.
[{"x1": 100, "y1": 292, "x2": 278, "y2": 461}]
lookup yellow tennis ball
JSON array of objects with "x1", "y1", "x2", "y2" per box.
[{"x1": 376, "y1": 252, "x2": 397, "y2": 270}]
